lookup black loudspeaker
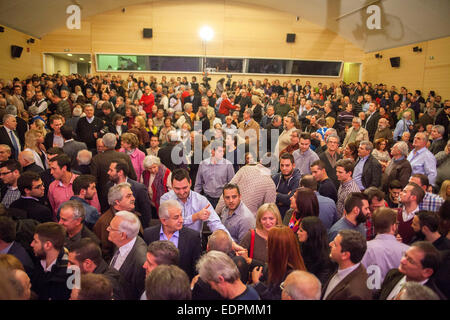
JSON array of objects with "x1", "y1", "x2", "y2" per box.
[
  {"x1": 143, "y1": 28, "x2": 153, "y2": 38},
  {"x1": 286, "y1": 33, "x2": 296, "y2": 43},
  {"x1": 390, "y1": 57, "x2": 400, "y2": 67},
  {"x1": 11, "y1": 45, "x2": 23, "y2": 58}
]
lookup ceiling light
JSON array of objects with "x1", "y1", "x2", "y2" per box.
[
  {"x1": 67, "y1": 53, "x2": 73, "y2": 56},
  {"x1": 80, "y1": 58, "x2": 84, "y2": 61}
]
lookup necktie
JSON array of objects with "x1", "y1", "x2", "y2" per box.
[
  {"x1": 110, "y1": 250, "x2": 120, "y2": 269},
  {"x1": 9, "y1": 131, "x2": 19, "y2": 159}
]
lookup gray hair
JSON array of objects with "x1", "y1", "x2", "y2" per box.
[
  {"x1": 432, "y1": 125, "x2": 445, "y2": 136},
  {"x1": 184, "y1": 103, "x2": 192, "y2": 112},
  {"x1": 244, "y1": 108, "x2": 253, "y2": 118},
  {"x1": 207, "y1": 230, "x2": 232, "y2": 254},
  {"x1": 5, "y1": 105, "x2": 17, "y2": 116},
  {"x1": 3, "y1": 113, "x2": 15, "y2": 123},
  {"x1": 398, "y1": 282, "x2": 439, "y2": 300},
  {"x1": 115, "y1": 210, "x2": 141, "y2": 239},
  {"x1": 326, "y1": 133, "x2": 340, "y2": 144},
  {"x1": 352, "y1": 117, "x2": 362, "y2": 125},
  {"x1": 60, "y1": 200, "x2": 86, "y2": 221},
  {"x1": 108, "y1": 183, "x2": 131, "y2": 206},
  {"x1": 73, "y1": 106, "x2": 83, "y2": 117},
  {"x1": 196, "y1": 250, "x2": 240, "y2": 284},
  {"x1": 393, "y1": 141, "x2": 409, "y2": 157},
  {"x1": 77, "y1": 149, "x2": 92, "y2": 165},
  {"x1": 158, "y1": 200, "x2": 182, "y2": 220},
  {"x1": 282, "y1": 271, "x2": 322, "y2": 300},
  {"x1": 359, "y1": 140, "x2": 373, "y2": 152},
  {"x1": 143, "y1": 155, "x2": 161, "y2": 169},
  {"x1": 102, "y1": 133, "x2": 117, "y2": 149}
]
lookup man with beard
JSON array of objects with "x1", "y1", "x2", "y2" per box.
[
  {"x1": 396, "y1": 182, "x2": 425, "y2": 245},
  {"x1": 69, "y1": 175, "x2": 100, "y2": 229},
  {"x1": 272, "y1": 153, "x2": 301, "y2": 218},
  {"x1": 411, "y1": 211, "x2": 450, "y2": 251},
  {"x1": 30, "y1": 222, "x2": 71, "y2": 300},
  {"x1": 374, "y1": 118, "x2": 393, "y2": 148},
  {"x1": 328, "y1": 192, "x2": 371, "y2": 242}
]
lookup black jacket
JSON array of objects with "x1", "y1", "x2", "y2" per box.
[
  {"x1": 356, "y1": 154, "x2": 382, "y2": 189},
  {"x1": 94, "y1": 259, "x2": 126, "y2": 300},
  {"x1": 9, "y1": 197, "x2": 53, "y2": 223},
  {"x1": 76, "y1": 116, "x2": 105, "y2": 149}
]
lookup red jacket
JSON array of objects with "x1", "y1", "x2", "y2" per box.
[
  {"x1": 218, "y1": 98, "x2": 238, "y2": 116},
  {"x1": 139, "y1": 93, "x2": 155, "y2": 113}
]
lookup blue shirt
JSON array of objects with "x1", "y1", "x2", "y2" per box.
[
  {"x1": 159, "y1": 225, "x2": 180, "y2": 248},
  {"x1": 160, "y1": 190, "x2": 232, "y2": 238},
  {"x1": 315, "y1": 192, "x2": 339, "y2": 230},
  {"x1": 292, "y1": 148, "x2": 319, "y2": 176},
  {"x1": 407, "y1": 147, "x2": 437, "y2": 186},
  {"x1": 194, "y1": 157, "x2": 235, "y2": 198},
  {"x1": 220, "y1": 202, "x2": 255, "y2": 243},
  {"x1": 353, "y1": 155, "x2": 369, "y2": 191},
  {"x1": 393, "y1": 119, "x2": 413, "y2": 141},
  {"x1": 328, "y1": 217, "x2": 366, "y2": 242}
]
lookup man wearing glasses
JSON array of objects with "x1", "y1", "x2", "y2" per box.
[
  {"x1": 0, "y1": 159, "x2": 22, "y2": 208},
  {"x1": 9, "y1": 171, "x2": 53, "y2": 223}
]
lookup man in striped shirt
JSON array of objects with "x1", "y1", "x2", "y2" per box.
[{"x1": 336, "y1": 159, "x2": 360, "y2": 217}]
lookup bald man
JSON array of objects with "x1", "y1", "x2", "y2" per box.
[
  {"x1": 281, "y1": 271, "x2": 322, "y2": 300},
  {"x1": 18, "y1": 150, "x2": 44, "y2": 174}
]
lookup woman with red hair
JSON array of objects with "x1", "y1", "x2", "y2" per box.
[{"x1": 251, "y1": 225, "x2": 306, "y2": 300}]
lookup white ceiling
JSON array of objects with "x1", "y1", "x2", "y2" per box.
[{"x1": 1, "y1": 0, "x2": 449, "y2": 53}]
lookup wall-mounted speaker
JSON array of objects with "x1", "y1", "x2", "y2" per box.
[
  {"x1": 286, "y1": 33, "x2": 296, "y2": 43},
  {"x1": 390, "y1": 57, "x2": 400, "y2": 68},
  {"x1": 143, "y1": 28, "x2": 153, "y2": 38},
  {"x1": 11, "y1": 45, "x2": 23, "y2": 58}
]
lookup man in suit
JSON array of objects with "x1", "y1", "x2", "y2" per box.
[
  {"x1": 106, "y1": 159, "x2": 152, "y2": 228},
  {"x1": 377, "y1": 241, "x2": 446, "y2": 300},
  {"x1": 184, "y1": 88, "x2": 202, "y2": 113},
  {"x1": 5, "y1": 105, "x2": 27, "y2": 148},
  {"x1": 90, "y1": 133, "x2": 137, "y2": 211},
  {"x1": 44, "y1": 115, "x2": 65, "y2": 150},
  {"x1": 364, "y1": 103, "x2": 380, "y2": 142},
  {"x1": 10, "y1": 171, "x2": 52, "y2": 223},
  {"x1": 18, "y1": 150, "x2": 44, "y2": 174},
  {"x1": 322, "y1": 229, "x2": 372, "y2": 300},
  {"x1": 143, "y1": 199, "x2": 201, "y2": 279},
  {"x1": 353, "y1": 141, "x2": 382, "y2": 191},
  {"x1": 76, "y1": 104, "x2": 105, "y2": 151},
  {"x1": 107, "y1": 210, "x2": 147, "y2": 300},
  {"x1": 429, "y1": 125, "x2": 447, "y2": 155},
  {"x1": 68, "y1": 238, "x2": 125, "y2": 300},
  {"x1": 0, "y1": 114, "x2": 23, "y2": 159},
  {"x1": 61, "y1": 125, "x2": 87, "y2": 164}
]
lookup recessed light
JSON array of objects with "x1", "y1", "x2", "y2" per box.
[
  {"x1": 67, "y1": 53, "x2": 73, "y2": 56},
  {"x1": 80, "y1": 58, "x2": 84, "y2": 61}
]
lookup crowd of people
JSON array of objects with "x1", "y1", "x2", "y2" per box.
[{"x1": 0, "y1": 72, "x2": 449, "y2": 301}]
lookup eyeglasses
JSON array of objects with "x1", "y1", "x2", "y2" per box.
[
  {"x1": 32, "y1": 183, "x2": 44, "y2": 189},
  {"x1": 0, "y1": 171, "x2": 12, "y2": 176}
]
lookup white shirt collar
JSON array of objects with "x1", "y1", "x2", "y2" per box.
[
  {"x1": 40, "y1": 257, "x2": 57, "y2": 272},
  {"x1": 337, "y1": 262, "x2": 361, "y2": 279},
  {"x1": 118, "y1": 236, "x2": 137, "y2": 256},
  {"x1": 402, "y1": 205, "x2": 419, "y2": 222}
]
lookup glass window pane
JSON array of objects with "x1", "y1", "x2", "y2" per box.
[
  {"x1": 247, "y1": 59, "x2": 287, "y2": 74},
  {"x1": 291, "y1": 60, "x2": 342, "y2": 76},
  {"x1": 205, "y1": 58, "x2": 243, "y2": 73},
  {"x1": 149, "y1": 56, "x2": 200, "y2": 72}
]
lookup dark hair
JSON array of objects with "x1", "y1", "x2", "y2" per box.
[
  {"x1": 299, "y1": 175, "x2": 318, "y2": 191},
  {"x1": 101, "y1": 102, "x2": 113, "y2": 111},
  {"x1": 417, "y1": 211, "x2": 439, "y2": 233},
  {"x1": 407, "y1": 182, "x2": 425, "y2": 204},
  {"x1": 35, "y1": 222, "x2": 66, "y2": 251},
  {"x1": 222, "y1": 183, "x2": 240, "y2": 195},
  {"x1": 112, "y1": 114, "x2": 124, "y2": 125},
  {"x1": 411, "y1": 174, "x2": 429, "y2": 187},
  {"x1": 0, "y1": 216, "x2": 16, "y2": 243},
  {"x1": 299, "y1": 217, "x2": 329, "y2": 262},
  {"x1": 411, "y1": 241, "x2": 441, "y2": 274},
  {"x1": 72, "y1": 175, "x2": 96, "y2": 196},
  {"x1": 60, "y1": 125, "x2": 73, "y2": 140},
  {"x1": 310, "y1": 160, "x2": 326, "y2": 170},
  {"x1": 294, "y1": 187, "x2": 319, "y2": 220},
  {"x1": 344, "y1": 192, "x2": 369, "y2": 215},
  {"x1": 17, "y1": 171, "x2": 41, "y2": 196},
  {"x1": 389, "y1": 179, "x2": 403, "y2": 190},
  {"x1": 299, "y1": 132, "x2": 311, "y2": 142},
  {"x1": 111, "y1": 159, "x2": 129, "y2": 177},
  {"x1": 338, "y1": 229, "x2": 367, "y2": 264},
  {"x1": 49, "y1": 154, "x2": 71, "y2": 171},
  {"x1": 47, "y1": 147, "x2": 64, "y2": 156},
  {"x1": 364, "y1": 187, "x2": 385, "y2": 203},
  {"x1": 372, "y1": 207, "x2": 397, "y2": 234},
  {"x1": 0, "y1": 159, "x2": 22, "y2": 174},
  {"x1": 171, "y1": 168, "x2": 191, "y2": 184},
  {"x1": 145, "y1": 265, "x2": 191, "y2": 300},
  {"x1": 70, "y1": 238, "x2": 103, "y2": 266},
  {"x1": 78, "y1": 274, "x2": 113, "y2": 300},
  {"x1": 336, "y1": 159, "x2": 355, "y2": 174},
  {"x1": 147, "y1": 240, "x2": 179, "y2": 266},
  {"x1": 49, "y1": 114, "x2": 63, "y2": 125},
  {"x1": 280, "y1": 152, "x2": 294, "y2": 164}
]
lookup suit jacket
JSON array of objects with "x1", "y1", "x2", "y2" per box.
[
  {"x1": 143, "y1": 225, "x2": 202, "y2": 279},
  {"x1": 0, "y1": 126, "x2": 22, "y2": 159},
  {"x1": 114, "y1": 236, "x2": 147, "y2": 300},
  {"x1": 356, "y1": 155, "x2": 382, "y2": 189},
  {"x1": 9, "y1": 197, "x2": 53, "y2": 223},
  {"x1": 105, "y1": 179, "x2": 152, "y2": 228},
  {"x1": 7, "y1": 241, "x2": 35, "y2": 277},
  {"x1": 94, "y1": 259, "x2": 125, "y2": 300},
  {"x1": 63, "y1": 140, "x2": 88, "y2": 163},
  {"x1": 43, "y1": 131, "x2": 56, "y2": 150},
  {"x1": 377, "y1": 268, "x2": 446, "y2": 300},
  {"x1": 365, "y1": 111, "x2": 381, "y2": 141},
  {"x1": 321, "y1": 264, "x2": 372, "y2": 300},
  {"x1": 90, "y1": 149, "x2": 137, "y2": 211}
]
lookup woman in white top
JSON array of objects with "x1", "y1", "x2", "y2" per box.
[
  {"x1": 372, "y1": 138, "x2": 391, "y2": 168},
  {"x1": 24, "y1": 129, "x2": 47, "y2": 170}
]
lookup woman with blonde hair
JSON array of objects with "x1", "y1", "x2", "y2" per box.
[
  {"x1": 119, "y1": 132, "x2": 146, "y2": 182},
  {"x1": 24, "y1": 129, "x2": 47, "y2": 170},
  {"x1": 439, "y1": 180, "x2": 450, "y2": 201},
  {"x1": 29, "y1": 119, "x2": 48, "y2": 137},
  {"x1": 133, "y1": 115, "x2": 150, "y2": 148},
  {"x1": 239, "y1": 203, "x2": 282, "y2": 264},
  {"x1": 250, "y1": 95, "x2": 263, "y2": 123}
]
